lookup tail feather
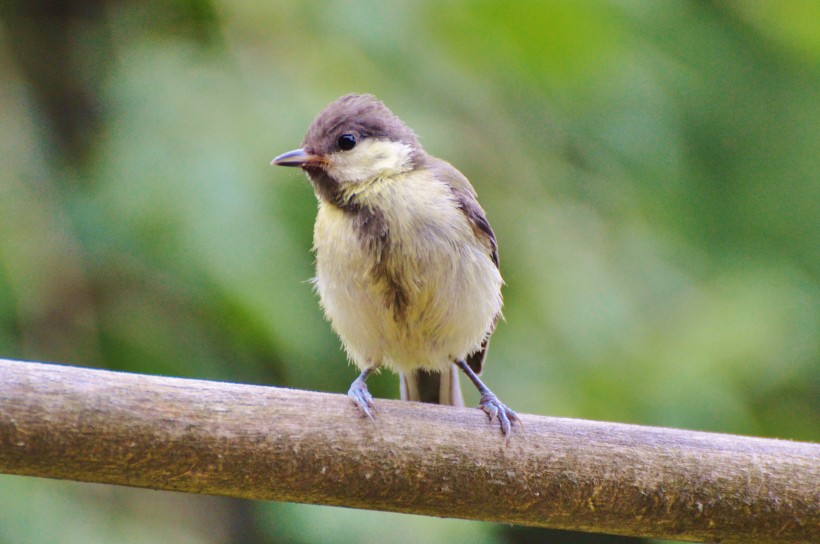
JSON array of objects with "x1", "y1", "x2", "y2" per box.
[{"x1": 400, "y1": 364, "x2": 464, "y2": 406}]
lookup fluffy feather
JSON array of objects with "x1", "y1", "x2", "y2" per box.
[
  {"x1": 273, "y1": 94, "x2": 513, "y2": 419},
  {"x1": 312, "y1": 154, "x2": 502, "y2": 374}
]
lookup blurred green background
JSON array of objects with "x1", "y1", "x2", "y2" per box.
[{"x1": 0, "y1": 1, "x2": 817, "y2": 543}]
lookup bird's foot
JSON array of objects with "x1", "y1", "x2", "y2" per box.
[
  {"x1": 347, "y1": 376, "x2": 376, "y2": 420},
  {"x1": 479, "y1": 392, "x2": 521, "y2": 439}
]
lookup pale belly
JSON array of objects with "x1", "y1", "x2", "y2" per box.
[{"x1": 313, "y1": 198, "x2": 502, "y2": 373}]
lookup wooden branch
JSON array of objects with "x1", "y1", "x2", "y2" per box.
[{"x1": 0, "y1": 358, "x2": 817, "y2": 543}]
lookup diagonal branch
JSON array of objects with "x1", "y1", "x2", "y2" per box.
[{"x1": 0, "y1": 358, "x2": 817, "y2": 543}]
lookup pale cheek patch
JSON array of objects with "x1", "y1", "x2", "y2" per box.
[{"x1": 326, "y1": 139, "x2": 414, "y2": 185}]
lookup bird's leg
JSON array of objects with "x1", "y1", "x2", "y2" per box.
[
  {"x1": 455, "y1": 358, "x2": 521, "y2": 438},
  {"x1": 348, "y1": 366, "x2": 378, "y2": 420}
]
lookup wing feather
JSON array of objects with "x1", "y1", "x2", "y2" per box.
[
  {"x1": 425, "y1": 157, "x2": 499, "y2": 267},
  {"x1": 425, "y1": 157, "x2": 499, "y2": 374}
]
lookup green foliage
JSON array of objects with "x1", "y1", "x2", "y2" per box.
[{"x1": 0, "y1": 1, "x2": 817, "y2": 542}]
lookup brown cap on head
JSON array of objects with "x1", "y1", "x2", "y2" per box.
[{"x1": 302, "y1": 93, "x2": 422, "y2": 156}]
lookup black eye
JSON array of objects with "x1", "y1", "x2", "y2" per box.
[{"x1": 337, "y1": 133, "x2": 356, "y2": 151}]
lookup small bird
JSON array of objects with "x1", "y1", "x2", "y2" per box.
[{"x1": 272, "y1": 93, "x2": 519, "y2": 436}]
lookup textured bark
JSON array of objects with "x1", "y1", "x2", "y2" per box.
[{"x1": 0, "y1": 358, "x2": 817, "y2": 543}]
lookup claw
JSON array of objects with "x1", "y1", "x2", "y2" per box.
[
  {"x1": 484, "y1": 401, "x2": 499, "y2": 422},
  {"x1": 348, "y1": 377, "x2": 376, "y2": 420},
  {"x1": 454, "y1": 358, "x2": 521, "y2": 442},
  {"x1": 479, "y1": 392, "x2": 521, "y2": 441}
]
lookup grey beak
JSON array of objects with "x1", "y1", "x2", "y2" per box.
[{"x1": 271, "y1": 148, "x2": 320, "y2": 167}]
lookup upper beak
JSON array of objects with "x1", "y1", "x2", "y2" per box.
[{"x1": 271, "y1": 148, "x2": 322, "y2": 167}]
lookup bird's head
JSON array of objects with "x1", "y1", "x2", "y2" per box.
[{"x1": 272, "y1": 94, "x2": 424, "y2": 206}]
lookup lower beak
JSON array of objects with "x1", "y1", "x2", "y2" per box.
[{"x1": 271, "y1": 148, "x2": 321, "y2": 167}]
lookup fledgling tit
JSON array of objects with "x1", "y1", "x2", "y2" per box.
[{"x1": 272, "y1": 93, "x2": 519, "y2": 436}]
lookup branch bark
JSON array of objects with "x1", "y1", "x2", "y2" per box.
[{"x1": 0, "y1": 358, "x2": 817, "y2": 543}]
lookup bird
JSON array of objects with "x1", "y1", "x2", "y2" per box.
[{"x1": 272, "y1": 93, "x2": 519, "y2": 436}]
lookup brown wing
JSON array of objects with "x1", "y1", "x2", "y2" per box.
[
  {"x1": 426, "y1": 157, "x2": 500, "y2": 374},
  {"x1": 426, "y1": 157, "x2": 499, "y2": 267}
]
